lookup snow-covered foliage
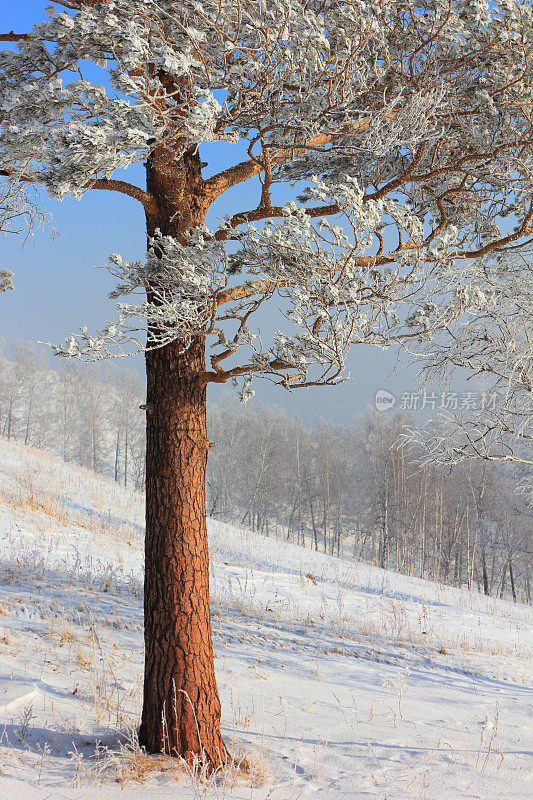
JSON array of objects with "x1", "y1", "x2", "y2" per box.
[
  {"x1": 51, "y1": 200, "x2": 463, "y2": 389},
  {"x1": 403, "y1": 247, "x2": 532, "y2": 491},
  {"x1": 1, "y1": 0, "x2": 532, "y2": 389},
  {"x1": 0, "y1": 268, "x2": 13, "y2": 293}
]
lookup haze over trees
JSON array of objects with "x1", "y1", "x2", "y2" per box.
[
  {"x1": 1, "y1": 0, "x2": 531, "y2": 765},
  {"x1": 1, "y1": 343, "x2": 530, "y2": 604}
]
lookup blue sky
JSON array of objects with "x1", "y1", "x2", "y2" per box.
[{"x1": 0, "y1": 1, "x2": 471, "y2": 425}]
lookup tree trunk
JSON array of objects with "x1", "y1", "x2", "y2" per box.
[
  {"x1": 115, "y1": 431, "x2": 120, "y2": 482},
  {"x1": 509, "y1": 559, "x2": 517, "y2": 602},
  {"x1": 139, "y1": 336, "x2": 227, "y2": 764},
  {"x1": 138, "y1": 146, "x2": 227, "y2": 766},
  {"x1": 124, "y1": 430, "x2": 128, "y2": 488},
  {"x1": 481, "y1": 549, "x2": 490, "y2": 596},
  {"x1": 308, "y1": 493, "x2": 319, "y2": 551}
]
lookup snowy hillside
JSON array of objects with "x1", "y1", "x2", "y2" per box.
[{"x1": 0, "y1": 437, "x2": 531, "y2": 799}]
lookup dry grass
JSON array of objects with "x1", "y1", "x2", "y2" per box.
[
  {"x1": 89, "y1": 728, "x2": 267, "y2": 797},
  {"x1": 48, "y1": 624, "x2": 79, "y2": 647},
  {"x1": 96, "y1": 731, "x2": 186, "y2": 784},
  {"x1": 0, "y1": 458, "x2": 143, "y2": 550}
]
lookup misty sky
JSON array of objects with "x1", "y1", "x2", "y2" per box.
[{"x1": 0, "y1": 1, "x2": 475, "y2": 426}]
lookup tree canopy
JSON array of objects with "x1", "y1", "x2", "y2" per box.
[{"x1": 1, "y1": 0, "x2": 531, "y2": 393}]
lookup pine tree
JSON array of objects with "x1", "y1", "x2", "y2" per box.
[{"x1": 1, "y1": 0, "x2": 531, "y2": 765}]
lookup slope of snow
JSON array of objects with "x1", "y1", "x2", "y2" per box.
[{"x1": 0, "y1": 437, "x2": 531, "y2": 799}]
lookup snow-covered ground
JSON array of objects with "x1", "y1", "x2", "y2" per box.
[{"x1": 0, "y1": 437, "x2": 531, "y2": 799}]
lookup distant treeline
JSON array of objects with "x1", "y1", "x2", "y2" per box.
[{"x1": 1, "y1": 340, "x2": 530, "y2": 603}]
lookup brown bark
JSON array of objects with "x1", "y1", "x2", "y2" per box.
[{"x1": 138, "y1": 148, "x2": 228, "y2": 766}]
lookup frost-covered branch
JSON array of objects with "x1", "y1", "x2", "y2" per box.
[
  {"x1": 403, "y1": 248, "x2": 533, "y2": 485},
  {"x1": 0, "y1": 173, "x2": 52, "y2": 246}
]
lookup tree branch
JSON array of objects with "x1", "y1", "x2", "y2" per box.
[
  {"x1": 90, "y1": 179, "x2": 157, "y2": 214},
  {"x1": 214, "y1": 280, "x2": 284, "y2": 307},
  {"x1": 0, "y1": 167, "x2": 157, "y2": 214},
  {"x1": 214, "y1": 202, "x2": 340, "y2": 240},
  {"x1": 458, "y1": 202, "x2": 533, "y2": 259},
  {"x1": 0, "y1": 167, "x2": 38, "y2": 183},
  {"x1": 49, "y1": 0, "x2": 108, "y2": 8},
  {"x1": 0, "y1": 33, "x2": 31, "y2": 42},
  {"x1": 215, "y1": 197, "x2": 533, "y2": 285},
  {"x1": 203, "y1": 358, "x2": 294, "y2": 386},
  {"x1": 205, "y1": 116, "x2": 397, "y2": 203},
  {"x1": 212, "y1": 143, "x2": 429, "y2": 239},
  {"x1": 205, "y1": 133, "x2": 335, "y2": 202}
]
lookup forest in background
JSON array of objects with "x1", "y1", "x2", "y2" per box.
[{"x1": 1, "y1": 340, "x2": 530, "y2": 603}]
